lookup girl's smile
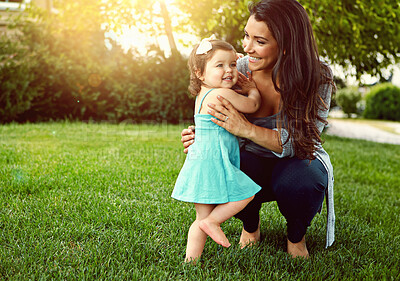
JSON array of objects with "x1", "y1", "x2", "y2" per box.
[{"x1": 199, "y1": 50, "x2": 238, "y2": 89}]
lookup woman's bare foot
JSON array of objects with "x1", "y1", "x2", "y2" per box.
[
  {"x1": 199, "y1": 219, "x2": 231, "y2": 248},
  {"x1": 287, "y1": 236, "x2": 309, "y2": 258},
  {"x1": 239, "y1": 226, "x2": 260, "y2": 249}
]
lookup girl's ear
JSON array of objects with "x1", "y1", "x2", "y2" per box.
[{"x1": 195, "y1": 69, "x2": 204, "y2": 81}]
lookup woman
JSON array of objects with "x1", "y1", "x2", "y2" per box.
[{"x1": 181, "y1": 0, "x2": 335, "y2": 258}]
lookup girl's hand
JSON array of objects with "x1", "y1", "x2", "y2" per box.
[
  {"x1": 181, "y1": 125, "x2": 195, "y2": 154},
  {"x1": 207, "y1": 96, "x2": 254, "y2": 138},
  {"x1": 235, "y1": 71, "x2": 257, "y2": 95}
]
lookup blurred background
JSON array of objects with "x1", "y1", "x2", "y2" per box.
[{"x1": 1, "y1": 0, "x2": 400, "y2": 124}]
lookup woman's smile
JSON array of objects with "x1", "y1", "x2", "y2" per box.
[{"x1": 248, "y1": 56, "x2": 262, "y2": 63}]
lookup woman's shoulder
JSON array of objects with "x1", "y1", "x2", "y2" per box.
[
  {"x1": 318, "y1": 61, "x2": 335, "y2": 102},
  {"x1": 320, "y1": 61, "x2": 334, "y2": 80}
]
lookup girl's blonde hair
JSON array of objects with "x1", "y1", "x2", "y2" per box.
[{"x1": 188, "y1": 40, "x2": 236, "y2": 96}]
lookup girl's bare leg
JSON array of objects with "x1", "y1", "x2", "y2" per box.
[
  {"x1": 199, "y1": 196, "x2": 254, "y2": 248},
  {"x1": 185, "y1": 203, "x2": 215, "y2": 263}
]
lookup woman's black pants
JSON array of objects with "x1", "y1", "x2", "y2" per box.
[{"x1": 235, "y1": 149, "x2": 328, "y2": 243}]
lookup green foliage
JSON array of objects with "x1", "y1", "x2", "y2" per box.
[
  {"x1": 174, "y1": 0, "x2": 252, "y2": 52},
  {"x1": 1, "y1": 123, "x2": 400, "y2": 279},
  {"x1": 133, "y1": 0, "x2": 400, "y2": 79},
  {"x1": 363, "y1": 83, "x2": 400, "y2": 121},
  {"x1": 301, "y1": 0, "x2": 400, "y2": 80},
  {"x1": 172, "y1": 0, "x2": 400, "y2": 79},
  {"x1": 3, "y1": 0, "x2": 400, "y2": 123},
  {"x1": 335, "y1": 87, "x2": 362, "y2": 117},
  {"x1": 0, "y1": 5, "x2": 193, "y2": 124},
  {"x1": 0, "y1": 34, "x2": 40, "y2": 123}
]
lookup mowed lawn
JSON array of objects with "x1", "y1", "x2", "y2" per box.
[{"x1": 1, "y1": 122, "x2": 399, "y2": 280}]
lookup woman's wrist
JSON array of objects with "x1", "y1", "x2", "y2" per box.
[
  {"x1": 245, "y1": 123, "x2": 283, "y2": 154},
  {"x1": 242, "y1": 120, "x2": 257, "y2": 140}
]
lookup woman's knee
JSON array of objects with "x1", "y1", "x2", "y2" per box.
[
  {"x1": 271, "y1": 158, "x2": 328, "y2": 221},
  {"x1": 272, "y1": 158, "x2": 328, "y2": 197}
]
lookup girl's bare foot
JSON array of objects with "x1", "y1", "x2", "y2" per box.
[
  {"x1": 287, "y1": 236, "x2": 309, "y2": 258},
  {"x1": 184, "y1": 256, "x2": 200, "y2": 265},
  {"x1": 239, "y1": 226, "x2": 260, "y2": 249},
  {"x1": 199, "y1": 219, "x2": 231, "y2": 248}
]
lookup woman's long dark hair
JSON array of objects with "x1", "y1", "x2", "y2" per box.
[{"x1": 249, "y1": 0, "x2": 334, "y2": 160}]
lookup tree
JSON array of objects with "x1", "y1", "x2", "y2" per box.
[
  {"x1": 0, "y1": 2, "x2": 193, "y2": 123},
  {"x1": 302, "y1": 0, "x2": 400, "y2": 80},
  {"x1": 167, "y1": 0, "x2": 399, "y2": 80},
  {"x1": 174, "y1": 0, "x2": 251, "y2": 52},
  {"x1": 42, "y1": 0, "x2": 400, "y2": 80},
  {"x1": 174, "y1": 0, "x2": 400, "y2": 80},
  {"x1": 159, "y1": 0, "x2": 178, "y2": 55}
]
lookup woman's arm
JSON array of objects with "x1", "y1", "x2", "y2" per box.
[
  {"x1": 207, "y1": 95, "x2": 283, "y2": 154},
  {"x1": 266, "y1": 79, "x2": 334, "y2": 158},
  {"x1": 207, "y1": 70, "x2": 334, "y2": 158}
]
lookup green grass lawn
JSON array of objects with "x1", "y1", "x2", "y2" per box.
[{"x1": 1, "y1": 122, "x2": 399, "y2": 280}]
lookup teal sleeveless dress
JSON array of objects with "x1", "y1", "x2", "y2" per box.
[{"x1": 172, "y1": 89, "x2": 261, "y2": 204}]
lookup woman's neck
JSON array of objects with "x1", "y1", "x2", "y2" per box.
[{"x1": 252, "y1": 68, "x2": 273, "y2": 81}]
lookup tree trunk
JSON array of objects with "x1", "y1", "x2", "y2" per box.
[{"x1": 159, "y1": 0, "x2": 179, "y2": 56}]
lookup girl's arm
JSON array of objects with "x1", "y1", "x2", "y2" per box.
[
  {"x1": 213, "y1": 72, "x2": 261, "y2": 114},
  {"x1": 213, "y1": 88, "x2": 260, "y2": 114}
]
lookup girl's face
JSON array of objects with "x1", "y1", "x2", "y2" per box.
[
  {"x1": 243, "y1": 15, "x2": 279, "y2": 73},
  {"x1": 199, "y1": 50, "x2": 238, "y2": 89}
]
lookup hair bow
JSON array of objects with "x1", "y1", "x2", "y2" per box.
[{"x1": 195, "y1": 34, "x2": 217, "y2": 55}]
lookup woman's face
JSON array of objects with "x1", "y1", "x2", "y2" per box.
[{"x1": 243, "y1": 15, "x2": 279, "y2": 73}]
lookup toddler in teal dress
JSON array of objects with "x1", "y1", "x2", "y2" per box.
[{"x1": 172, "y1": 37, "x2": 262, "y2": 262}]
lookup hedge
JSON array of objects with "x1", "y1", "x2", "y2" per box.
[
  {"x1": 0, "y1": 8, "x2": 193, "y2": 124},
  {"x1": 335, "y1": 87, "x2": 362, "y2": 117},
  {"x1": 363, "y1": 83, "x2": 400, "y2": 121}
]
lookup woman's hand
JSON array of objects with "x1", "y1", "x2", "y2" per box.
[
  {"x1": 207, "y1": 96, "x2": 254, "y2": 139},
  {"x1": 181, "y1": 125, "x2": 195, "y2": 154}
]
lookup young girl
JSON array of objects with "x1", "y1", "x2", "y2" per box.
[{"x1": 172, "y1": 37, "x2": 262, "y2": 262}]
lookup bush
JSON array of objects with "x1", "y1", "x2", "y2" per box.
[
  {"x1": 0, "y1": 6, "x2": 193, "y2": 124},
  {"x1": 0, "y1": 30, "x2": 41, "y2": 123},
  {"x1": 363, "y1": 83, "x2": 400, "y2": 121},
  {"x1": 335, "y1": 87, "x2": 362, "y2": 117}
]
